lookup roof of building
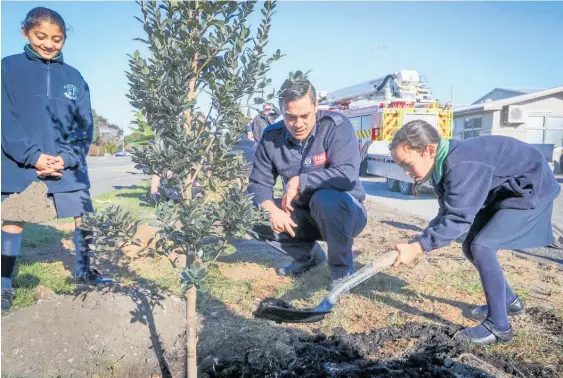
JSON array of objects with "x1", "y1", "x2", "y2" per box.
[
  {"x1": 471, "y1": 87, "x2": 545, "y2": 105},
  {"x1": 495, "y1": 87, "x2": 545, "y2": 94},
  {"x1": 454, "y1": 86, "x2": 563, "y2": 116}
]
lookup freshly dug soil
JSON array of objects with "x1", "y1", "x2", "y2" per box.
[
  {"x1": 527, "y1": 306, "x2": 563, "y2": 336},
  {"x1": 1, "y1": 181, "x2": 57, "y2": 223},
  {"x1": 255, "y1": 297, "x2": 299, "y2": 311},
  {"x1": 206, "y1": 317, "x2": 558, "y2": 378}
]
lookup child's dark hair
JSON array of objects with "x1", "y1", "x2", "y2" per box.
[
  {"x1": 389, "y1": 119, "x2": 440, "y2": 197},
  {"x1": 22, "y1": 7, "x2": 67, "y2": 38},
  {"x1": 389, "y1": 119, "x2": 440, "y2": 153}
]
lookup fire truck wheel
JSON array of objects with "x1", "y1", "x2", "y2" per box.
[
  {"x1": 386, "y1": 178, "x2": 400, "y2": 192},
  {"x1": 399, "y1": 181, "x2": 414, "y2": 195}
]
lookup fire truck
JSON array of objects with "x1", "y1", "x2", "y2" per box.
[{"x1": 319, "y1": 70, "x2": 453, "y2": 195}]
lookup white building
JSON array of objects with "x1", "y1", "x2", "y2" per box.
[{"x1": 453, "y1": 86, "x2": 563, "y2": 172}]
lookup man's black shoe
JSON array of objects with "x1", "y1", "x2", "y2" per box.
[{"x1": 277, "y1": 244, "x2": 326, "y2": 277}]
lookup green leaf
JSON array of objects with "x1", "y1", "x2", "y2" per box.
[
  {"x1": 223, "y1": 244, "x2": 237, "y2": 255},
  {"x1": 241, "y1": 27, "x2": 250, "y2": 40},
  {"x1": 162, "y1": 97, "x2": 174, "y2": 108}
]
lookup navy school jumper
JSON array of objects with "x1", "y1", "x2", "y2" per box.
[
  {"x1": 1, "y1": 45, "x2": 93, "y2": 194},
  {"x1": 419, "y1": 135, "x2": 560, "y2": 252}
]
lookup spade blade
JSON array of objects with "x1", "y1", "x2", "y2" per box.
[{"x1": 253, "y1": 298, "x2": 331, "y2": 324}]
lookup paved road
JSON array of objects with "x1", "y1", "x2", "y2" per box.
[
  {"x1": 87, "y1": 156, "x2": 148, "y2": 197},
  {"x1": 361, "y1": 176, "x2": 563, "y2": 265}
]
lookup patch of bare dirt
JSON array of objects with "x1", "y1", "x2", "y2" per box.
[
  {"x1": 1, "y1": 181, "x2": 57, "y2": 223},
  {"x1": 1, "y1": 285, "x2": 186, "y2": 378},
  {"x1": 527, "y1": 307, "x2": 563, "y2": 336}
]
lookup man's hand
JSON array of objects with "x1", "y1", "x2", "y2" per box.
[
  {"x1": 394, "y1": 241, "x2": 424, "y2": 267},
  {"x1": 247, "y1": 131, "x2": 254, "y2": 141},
  {"x1": 35, "y1": 154, "x2": 63, "y2": 177},
  {"x1": 269, "y1": 207, "x2": 297, "y2": 237},
  {"x1": 282, "y1": 176, "x2": 300, "y2": 214}
]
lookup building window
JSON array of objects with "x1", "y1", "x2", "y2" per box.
[
  {"x1": 463, "y1": 116, "x2": 483, "y2": 139},
  {"x1": 527, "y1": 116, "x2": 563, "y2": 147},
  {"x1": 545, "y1": 117, "x2": 563, "y2": 147}
]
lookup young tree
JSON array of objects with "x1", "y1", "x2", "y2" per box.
[{"x1": 125, "y1": 1, "x2": 281, "y2": 376}]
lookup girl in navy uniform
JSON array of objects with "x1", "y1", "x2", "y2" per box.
[
  {"x1": 390, "y1": 120, "x2": 560, "y2": 345},
  {"x1": 1, "y1": 7, "x2": 112, "y2": 313}
]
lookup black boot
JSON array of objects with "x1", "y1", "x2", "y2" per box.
[
  {"x1": 76, "y1": 268, "x2": 114, "y2": 284},
  {"x1": 1, "y1": 288, "x2": 15, "y2": 314},
  {"x1": 277, "y1": 244, "x2": 326, "y2": 277}
]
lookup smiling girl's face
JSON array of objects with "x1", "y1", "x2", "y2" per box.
[{"x1": 22, "y1": 21, "x2": 65, "y2": 60}]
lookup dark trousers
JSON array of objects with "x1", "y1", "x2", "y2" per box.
[{"x1": 252, "y1": 189, "x2": 367, "y2": 274}]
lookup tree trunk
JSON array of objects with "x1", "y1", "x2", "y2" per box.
[
  {"x1": 185, "y1": 2, "x2": 199, "y2": 377},
  {"x1": 186, "y1": 285, "x2": 197, "y2": 377}
]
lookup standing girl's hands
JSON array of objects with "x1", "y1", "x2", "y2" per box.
[{"x1": 35, "y1": 154, "x2": 64, "y2": 177}]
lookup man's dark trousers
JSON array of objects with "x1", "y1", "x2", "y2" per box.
[{"x1": 253, "y1": 189, "x2": 367, "y2": 275}]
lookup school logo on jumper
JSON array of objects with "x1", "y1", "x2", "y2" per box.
[
  {"x1": 304, "y1": 157, "x2": 313, "y2": 167},
  {"x1": 63, "y1": 84, "x2": 78, "y2": 100},
  {"x1": 312, "y1": 152, "x2": 327, "y2": 167}
]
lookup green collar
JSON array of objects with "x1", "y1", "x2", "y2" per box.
[{"x1": 432, "y1": 137, "x2": 450, "y2": 184}]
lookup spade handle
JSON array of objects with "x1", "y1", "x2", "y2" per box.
[{"x1": 325, "y1": 250, "x2": 399, "y2": 304}]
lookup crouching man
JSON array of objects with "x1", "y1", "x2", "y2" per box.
[{"x1": 247, "y1": 75, "x2": 367, "y2": 289}]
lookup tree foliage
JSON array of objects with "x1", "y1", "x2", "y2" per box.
[{"x1": 124, "y1": 0, "x2": 280, "y2": 288}]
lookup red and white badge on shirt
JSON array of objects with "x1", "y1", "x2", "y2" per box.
[{"x1": 312, "y1": 152, "x2": 327, "y2": 167}]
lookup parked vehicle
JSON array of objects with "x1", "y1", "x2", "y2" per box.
[{"x1": 319, "y1": 69, "x2": 453, "y2": 195}]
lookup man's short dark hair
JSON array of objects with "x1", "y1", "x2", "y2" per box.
[{"x1": 279, "y1": 77, "x2": 317, "y2": 108}]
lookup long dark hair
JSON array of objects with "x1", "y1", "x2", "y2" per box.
[{"x1": 22, "y1": 7, "x2": 67, "y2": 38}]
